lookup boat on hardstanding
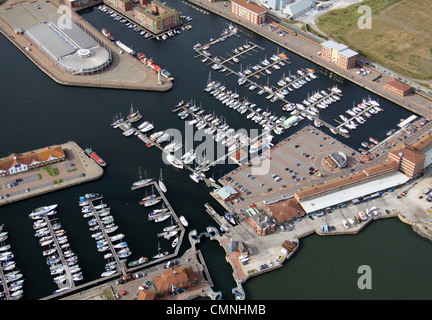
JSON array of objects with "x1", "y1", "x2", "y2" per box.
[
  {"x1": 85, "y1": 148, "x2": 106, "y2": 167},
  {"x1": 29, "y1": 205, "x2": 58, "y2": 219},
  {"x1": 128, "y1": 256, "x2": 148, "y2": 267}
]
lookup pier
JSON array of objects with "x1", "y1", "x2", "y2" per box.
[
  {"x1": 30, "y1": 206, "x2": 84, "y2": 295},
  {"x1": 84, "y1": 195, "x2": 128, "y2": 277},
  {"x1": 130, "y1": 180, "x2": 185, "y2": 260}
]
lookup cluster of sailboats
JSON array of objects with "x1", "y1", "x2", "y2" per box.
[
  {"x1": 239, "y1": 67, "x2": 316, "y2": 104},
  {"x1": 205, "y1": 81, "x2": 287, "y2": 135},
  {"x1": 29, "y1": 204, "x2": 83, "y2": 293},
  {"x1": 335, "y1": 97, "x2": 383, "y2": 134},
  {"x1": 138, "y1": 171, "x2": 167, "y2": 207},
  {"x1": 148, "y1": 208, "x2": 188, "y2": 250},
  {"x1": 0, "y1": 224, "x2": 23, "y2": 300},
  {"x1": 282, "y1": 86, "x2": 343, "y2": 128},
  {"x1": 237, "y1": 52, "x2": 290, "y2": 82},
  {"x1": 79, "y1": 196, "x2": 131, "y2": 278}
]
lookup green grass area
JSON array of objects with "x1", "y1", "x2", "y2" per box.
[
  {"x1": 43, "y1": 166, "x2": 59, "y2": 176},
  {"x1": 317, "y1": 0, "x2": 432, "y2": 80}
]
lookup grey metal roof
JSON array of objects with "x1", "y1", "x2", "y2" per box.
[
  {"x1": 25, "y1": 20, "x2": 110, "y2": 74},
  {"x1": 339, "y1": 48, "x2": 358, "y2": 58},
  {"x1": 284, "y1": 0, "x2": 312, "y2": 16},
  {"x1": 321, "y1": 40, "x2": 348, "y2": 52},
  {"x1": 26, "y1": 23, "x2": 76, "y2": 59}
]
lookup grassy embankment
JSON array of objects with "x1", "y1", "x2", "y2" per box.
[{"x1": 317, "y1": 0, "x2": 432, "y2": 81}]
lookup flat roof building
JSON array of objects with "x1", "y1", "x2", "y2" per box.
[{"x1": 321, "y1": 40, "x2": 357, "y2": 69}]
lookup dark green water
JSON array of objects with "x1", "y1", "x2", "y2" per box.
[{"x1": 0, "y1": 0, "x2": 429, "y2": 300}]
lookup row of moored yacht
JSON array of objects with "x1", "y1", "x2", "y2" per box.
[
  {"x1": 337, "y1": 97, "x2": 383, "y2": 133},
  {"x1": 205, "y1": 81, "x2": 286, "y2": 135},
  {"x1": 0, "y1": 224, "x2": 23, "y2": 300},
  {"x1": 79, "y1": 193, "x2": 132, "y2": 278},
  {"x1": 29, "y1": 204, "x2": 83, "y2": 294}
]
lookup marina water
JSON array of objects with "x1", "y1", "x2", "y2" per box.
[{"x1": 0, "y1": 0, "x2": 431, "y2": 299}]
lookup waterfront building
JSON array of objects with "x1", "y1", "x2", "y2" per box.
[
  {"x1": 231, "y1": 0, "x2": 267, "y2": 25},
  {"x1": 216, "y1": 186, "x2": 239, "y2": 201},
  {"x1": 320, "y1": 40, "x2": 357, "y2": 70},
  {"x1": 134, "y1": 0, "x2": 181, "y2": 33},
  {"x1": 282, "y1": 115, "x2": 300, "y2": 128},
  {"x1": 137, "y1": 290, "x2": 156, "y2": 300},
  {"x1": 0, "y1": 146, "x2": 65, "y2": 177},
  {"x1": 152, "y1": 266, "x2": 198, "y2": 296},
  {"x1": 267, "y1": 199, "x2": 306, "y2": 223},
  {"x1": 294, "y1": 137, "x2": 432, "y2": 213},
  {"x1": 385, "y1": 79, "x2": 413, "y2": 97},
  {"x1": 388, "y1": 144, "x2": 425, "y2": 179},
  {"x1": 25, "y1": 20, "x2": 112, "y2": 75},
  {"x1": 294, "y1": 161, "x2": 404, "y2": 213},
  {"x1": 245, "y1": 205, "x2": 276, "y2": 235},
  {"x1": 282, "y1": 0, "x2": 313, "y2": 19}
]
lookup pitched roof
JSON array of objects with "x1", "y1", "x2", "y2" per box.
[
  {"x1": 0, "y1": 146, "x2": 65, "y2": 172},
  {"x1": 152, "y1": 266, "x2": 197, "y2": 294},
  {"x1": 231, "y1": 0, "x2": 267, "y2": 14},
  {"x1": 388, "y1": 143, "x2": 425, "y2": 164},
  {"x1": 386, "y1": 79, "x2": 412, "y2": 91}
]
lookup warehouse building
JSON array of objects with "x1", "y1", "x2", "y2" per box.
[{"x1": 25, "y1": 20, "x2": 111, "y2": 75}]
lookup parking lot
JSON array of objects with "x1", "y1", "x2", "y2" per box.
[{"x1": 220, "y1": 125, "x2": 360, "y2": 212}]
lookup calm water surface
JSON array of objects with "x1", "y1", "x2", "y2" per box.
[{"x1": 0, "y1": 0, "x2": 429, "y2": 300}]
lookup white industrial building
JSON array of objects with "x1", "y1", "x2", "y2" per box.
[
  {"x1": 283, "y1": 0, "x2": 313, "y2": 18},
  {"x1": 25, "y1": 20, "x2": 111, "y2": 75}
]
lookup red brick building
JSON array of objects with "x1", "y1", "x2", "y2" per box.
[
  {"x1": 245, "y1": 206, "x2": 276, "y2": 236},
  {"x1": 231, "y1": 0, "x2": 266, "y2": 25},
  {"x1": 134, "y1": 0, "x2": 181, "y2": 33},
  {"x1": 388, "y1": 143, "x2": 425, "y2": 179},
  {"x1": 385, "y1": 79, "x2": 413, "y2": 97},
  {"x1": 320, "y1": 40, "x2": 357, "y2": 69},
  {"x1": 152, "y1": 266, "x2": 198, "y2": 296}
]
